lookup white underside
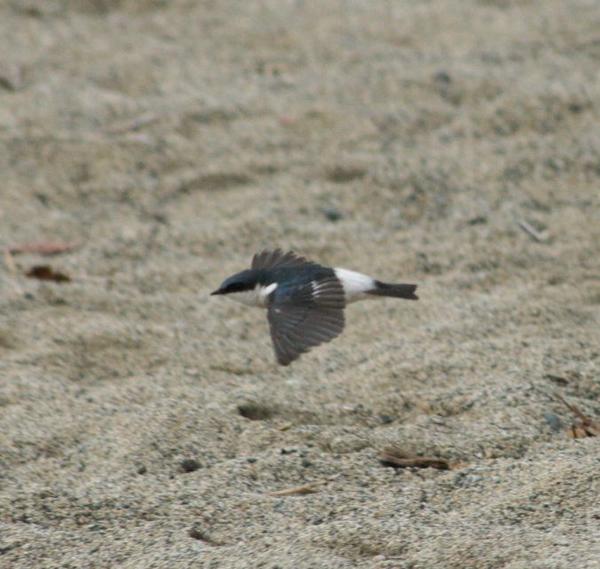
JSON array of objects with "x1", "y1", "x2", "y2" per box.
[
  {"x1": 334, "y1": 268, "x2": 376, "y2": 303},
  {"x1": 227, "y1": 282, "x2": 277, "y2": 308}
]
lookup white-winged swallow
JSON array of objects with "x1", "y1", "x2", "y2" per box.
[{"x1": 211, "y1": 249, "x2": 418, "y2": 365}]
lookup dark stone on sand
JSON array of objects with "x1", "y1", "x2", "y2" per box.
[
  {"x1": 467, "y1": 215, "x2": 488, "y2": 225},
  {"x1": 434, "y1": 70, "x2": 452, "y2": 84},
  {"x1": 322, "y1": 206, "x2": 343, "y2": 222},
  {"x1": 543, "y1": 412, "x2": 563, "y2": 432},
  {"x1": 237, "y1": 402, "x2": 273, "y2": 421},
  {"x1": 180, "y1": 458, "x2": 201, "y2": 473}
]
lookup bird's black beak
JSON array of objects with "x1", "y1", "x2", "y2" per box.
[{"x1": 210, "y1": 288, "x2": 224, "y2": 296}]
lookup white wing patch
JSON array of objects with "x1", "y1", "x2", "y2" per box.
[
  {"x1": 311, "y1": 280, "x2": 331, "y2": 298},
  {"x1": 334, "y1": 268, "x2": 375, "y2": 303},
  {"x1": 261, "y1": 282, "x2": 278, "y2": 301}
]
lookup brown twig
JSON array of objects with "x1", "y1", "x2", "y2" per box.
[
  {"x1": 557, "y1": 394, "x2": 600, "y2": 438},
  {"x1": 8, "y1": 241, "x2": 78, "y2": 256},
  {"x1": 269, "y1": 481, "x2": 324, "y2": 497},
  {"x1": 269, "y1": 475, "x2": 339, "y2": 497},
  {"x1": 380, "y1": 448, "x2": 450, "y2": 470}
]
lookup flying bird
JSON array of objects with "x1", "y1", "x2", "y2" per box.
[{"x1": 211, "y1": 249, "x2": 418, "y2": 365}]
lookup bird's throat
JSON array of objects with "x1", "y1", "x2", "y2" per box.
[{"x1": 228, "y1": 282, "x2": 277, "y2": 308}]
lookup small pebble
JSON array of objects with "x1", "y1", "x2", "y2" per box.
[
  {"x1": 189, "y1": 524, "x2": 209, "y2": 540},
  {"x1": 180, "y1": 458, "x2": 201, "y2": 473},
  {"x1": 321, "y1": 206, "x2": 343, "y2": 222},
  {"x1": 467, "y1": 215, "x2": 487, "y2": 225},
  {"x1": 433, "y1": 70, "x2": 452, "y2": 84},
  {"x1": 543, "y1": 412, "x2": 563, "y2": 432}
]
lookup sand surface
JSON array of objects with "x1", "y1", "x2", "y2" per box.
[{"x1": 1, "y1": 1, "x2": 599, "y2": 567}]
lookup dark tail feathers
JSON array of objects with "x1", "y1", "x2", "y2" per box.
[{"x1": 368, "y1": 281, "x2": 418, "y2": 300}]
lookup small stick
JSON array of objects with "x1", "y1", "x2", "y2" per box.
[
  {"x1": 269, "y1": 475, "x2": 339, "y2": 497},
  {"x1": 380, "y1": 454, "x2": 450, "y2": 470},
  {"x1": 106, "y1": 113, "x2": 160, "y2": 134},
  {"x1": 556, "y1": 394, "x2": 600, "y2": 437},
  {"x1": 556, "y1": 394, "x2": 587, "y2": 421},
  {"x1": 3, "y1": 249, "x2": 17, "y2": 274},
  {"x1": 8, "y1": 241, "x2": 78, "y2": 256},
  {"x1": 517, "y1": 219, "x2": 547, "y2": 242},
  {"x1": 380, "y1": 449, "x2": 450, "y2": 470},
  {"x1": 269, "y1": 481, "x2": 325, "y2": 497}
]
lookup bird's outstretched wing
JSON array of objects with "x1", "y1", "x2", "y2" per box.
[
  {"x1": 251, "y1": 249, "x2": 319, "y2": 271},
  {"x1": 267, "y1": 277, "x2": 345, "y2": 366}
]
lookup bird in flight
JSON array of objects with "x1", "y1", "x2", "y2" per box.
[{"x1": 211, "y1": 249, "x2": 418, "y2": 365}]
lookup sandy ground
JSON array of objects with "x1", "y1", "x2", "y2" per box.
[{"x1": 1, "y1": 1, "x2": 600, "y2": 567}]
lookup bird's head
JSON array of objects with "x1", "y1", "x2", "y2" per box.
[{"x1": 210, "y1": 269, "x2": 259, "y2": 296}]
